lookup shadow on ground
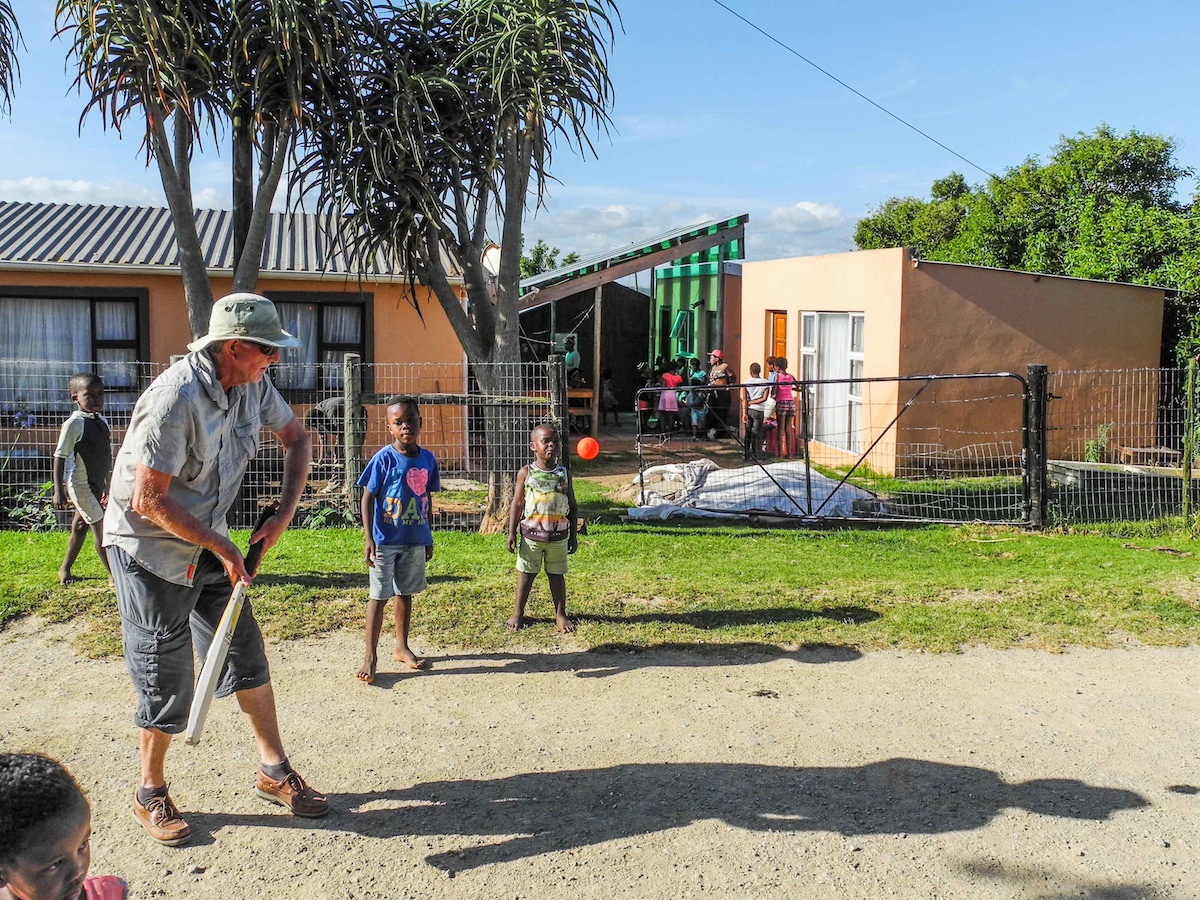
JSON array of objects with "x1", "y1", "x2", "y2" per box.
[
  {"x1": 399, "y1": 641, "x2": 863, "y2": 681},
  {"x1": 182, "y1": 758, "x2": 1147, "y2": 873}
]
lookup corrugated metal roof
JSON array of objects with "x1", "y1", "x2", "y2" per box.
[
  {"x1": 0, "y1": 200, "x2": 405, "y2": 276},
  {"x1": 519, "y1": 214, "x2": 749, "y2": 294}
]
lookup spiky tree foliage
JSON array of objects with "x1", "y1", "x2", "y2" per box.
[
  {"x1": 305, "y1": 0, "x2": 617, "y2": 366},
  {"x1": 303, "y1": 0, "x2": 619, "y2": 525},
  {"x1": 56, "y1": 0, "x2": 377, "y2": 338},
  {"x1": 0, "y1": 1, "x2": 23, "y2": 117}
]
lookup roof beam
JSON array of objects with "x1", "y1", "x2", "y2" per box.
[{"x1": 518, "y1": 223, "x2": 745, "y2": 312}]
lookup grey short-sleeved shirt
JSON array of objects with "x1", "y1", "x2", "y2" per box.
[{"x1": 104, "y1": 350, "x2": 295, "y2": 586}]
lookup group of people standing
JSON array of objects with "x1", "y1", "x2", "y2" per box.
[
  {"x1": 634, "y1": 351, "x2": 802, "y2": 459},
  {"x1": 743, "y1": 355, "x2": 801, "y2": 460},
  {"x1": 639, "y1": 349, "x2": 736, "y2": 440}
]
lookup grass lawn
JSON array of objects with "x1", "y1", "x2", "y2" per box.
[{"x1": 3, "y1": 477, "x2": 1199, "y2": 658}]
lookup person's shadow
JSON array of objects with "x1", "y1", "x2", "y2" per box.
[
  {"x1": 385, "y1": 640, "x2": 864, "y2": 683},
  {"x1": 183, "y1": 759, "x2": 1147, "y2": 873}
]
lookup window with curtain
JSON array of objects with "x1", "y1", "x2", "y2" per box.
[
  {"x1": 803, "y1": 311, "x2": 865, "y2": 453},
  {"x1": 0, "y1": 294, "x2": 140, "y2": 412},
  {"x1": 273, "y1": 298, "x2": 366, "y2": 395}
]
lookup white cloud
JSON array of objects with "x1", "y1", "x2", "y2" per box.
[
  {"x1": 527, "y1": 195, "x2": 858, "y2": 264},
  {"x1": 0, "y1": 177, "x2": 165, "y2": 207},
  {"x1": 766, "y1": 201, "x2": 847, "y2": 235},
  {"x1": 0, "y1": 176, "x2": 235, "y2": 211}
]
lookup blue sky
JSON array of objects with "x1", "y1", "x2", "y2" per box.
[{"x1": 2, "y1": 0, "x2": 1199, "y2": 263}]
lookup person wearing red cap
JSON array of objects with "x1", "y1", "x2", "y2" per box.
[{"x1": 706, "y1": 349, "x2": 735, "y2": 439}]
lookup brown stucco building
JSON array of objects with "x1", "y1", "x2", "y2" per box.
[{"x1": 741, "y1": 246, "x2": 1168, "y2": 472}]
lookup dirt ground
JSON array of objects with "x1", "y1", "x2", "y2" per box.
[{"x1": 1, "y1": 618, "x2": 1198, "y2": 899}]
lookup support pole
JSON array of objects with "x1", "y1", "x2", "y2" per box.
[
  {"x1": 591, "y1": 284, "x2": 603, "y2": 437},
  {"x1": 1183, "y1": 358, "x2": 1196, "y2": 527},
  {"x1": 549, "y1": 354, "x2": 568, "y2": 473},
  {"x1": 343, "y1": 353, "x2": 364, "y2": 513},
  {"x1": 1025, "y1": 364, "x2": 1049, "y2": 528}
]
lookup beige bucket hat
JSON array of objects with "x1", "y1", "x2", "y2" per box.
[{"x1": 187, "y1": 292, "x2": 303, "y2": 353}]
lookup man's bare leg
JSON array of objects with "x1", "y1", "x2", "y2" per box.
[
  {"x1": 236, "y1": 682, "x2": 287, "y2": 767},
  {"x1": 548, "y1": 573, "x2": 575, "y2": 633},
  {"x1": 507, "y1": 572, "x2": 536, "y2": 630},
  {"x1": 358, "y1": 598, "x2": 385, "y2": 682},
  {"x1": 139, "y1": 727, "x2": 173, "y2": 789},
  {"x1": 392, "y1": 594, "x2": 424, "y2": 669}
]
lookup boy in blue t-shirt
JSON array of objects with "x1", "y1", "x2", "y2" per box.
[{"x1": 356, "y1": 397, "x2": 440, "y2": 683}]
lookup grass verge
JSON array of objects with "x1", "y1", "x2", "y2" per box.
[{"x1": 3, "y1": 490, "x2": 1199, "y2": 658}]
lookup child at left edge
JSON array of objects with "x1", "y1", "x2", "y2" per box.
[
  {"x1": 51, "y1": 373, "x2": 113, "y2": 586},
  {"x1": 0, "y1": 751, "x2": 128, "y2": 900},
  {"x1": 356, "y1": 396, "x2": 440, "y2": 684}
]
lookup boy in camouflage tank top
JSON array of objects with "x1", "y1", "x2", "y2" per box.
[{"x1": 506, "y1": 423, "x2": 578, "y2": 633}]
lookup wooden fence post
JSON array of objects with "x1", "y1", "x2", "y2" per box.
[
  {"x1": 1025, "y1": 365, "x2": 1049, "y2": 528},
  {"x1": 548, "y1": 354, "x2": 567, "y2": 472},
  {"x1": 1183, "y1": 358, "x2": 1196, "y2": 528},
  {"x1": 343, "y1": 353, "x2": 363, "y2": 514}
]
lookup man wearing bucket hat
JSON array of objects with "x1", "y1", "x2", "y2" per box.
[{"x1": 104, "y1": 293, "x2": 326, "y2": 846}]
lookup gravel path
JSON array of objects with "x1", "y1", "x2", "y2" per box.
[{"x1": 2, "y1": 619, "x2": 1198, "y2": 899}]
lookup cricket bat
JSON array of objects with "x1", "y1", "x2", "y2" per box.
[{"x1": 184, "y1": 504, "x2": 276, "y2": 746}]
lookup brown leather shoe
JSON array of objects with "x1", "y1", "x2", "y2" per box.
[
  {"x1": 254, "y1": 769, "x2": 329, "y2": 818},
  {"x1": 132, "y1": 788, "x2": 191, "y2": 846}
]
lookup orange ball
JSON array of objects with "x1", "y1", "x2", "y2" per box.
[{"x1": 576, "y1": 436, "x2": 600, "y2": 460}]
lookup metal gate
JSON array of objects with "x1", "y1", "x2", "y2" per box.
[{"x1": 633, "y1": 371, "x2": 1036, "y2": 525}]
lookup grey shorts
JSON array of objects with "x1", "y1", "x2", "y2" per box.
[
  {"x1": 67, "y1": 479, "x2": 105, "y2": 524},
  {"x1": 368, "y1": 544, "x2": 428, "y2": 599},
  {"x1": 108, "y1": 546, "x2": 271, "y2": 733}
]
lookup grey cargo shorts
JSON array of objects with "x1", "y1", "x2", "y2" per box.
[{"x1": 108, "y1": 546, "x2": 271, "y2": 733}]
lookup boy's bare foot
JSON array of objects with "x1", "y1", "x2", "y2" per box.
[
  {"x1": 356, "y1": 654, "x2": 377, "y2": 684},
  {"x1": 556, "y1": 614, "x2": 576, "y2": 634},
  {"x1": 59, "y1": 570, "x2": 76, "y2": 586},
  {"x1": 506, "y1": 614, "x2": 525, "y2": 631},
  {"x1": 393, "y1": 647, "x2": 425, "y2": 670}
]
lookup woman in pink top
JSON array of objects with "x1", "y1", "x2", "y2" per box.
[
  {"x1": 773, "y1": 357, "x2": 798, "y2": 458},
  {"x1": 657, "y1": 361, "x2": 683, "y2": 434}
]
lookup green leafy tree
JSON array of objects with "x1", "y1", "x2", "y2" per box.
[
  {"x1": 304, "y1": 0, "x2": 618, "y2": 526},
  {"x1": 0, "y1": 1, "x2": 21, "y2": 116},
  {"x1": 56, "y1": 0, "x2": 377, "y2": 338},
  {"x1": 520, "y1": 238, "x2": 580, "y2": 278},
  {"x1": 855, "y1": 125, "x2": 1200, "y2": 360}
]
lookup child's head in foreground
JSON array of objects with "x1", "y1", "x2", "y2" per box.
[
  {"x1": 0, "y1": 753, "x2": 92, "y2": 900},
  {"x1": 385, "y1": 396, "x2": 421, "y2": 452},
  {"x1": 529, "y1": 423, "x2": 560, "y2": 465},
  {"x1": 67, "y1": 374, "x2": 104, "y2": 415}
]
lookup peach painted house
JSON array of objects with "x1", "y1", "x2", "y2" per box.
[
  {"x1": 741, "y1": 247, "x2": 1168, "y2": 473},
  {"x1": 0, "y1": 201, "x2": 466, "y2": 469}
]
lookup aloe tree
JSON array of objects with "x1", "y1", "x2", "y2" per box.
[
  {"x1": 0, "y1": 1, "x2": 22, "y2": 117},
  {"x1": 305, "y1": 0, "x2": 619, "y2": 525},
  {"x1": 56, "y1": 0, "x2": 377, "y2": 338}
]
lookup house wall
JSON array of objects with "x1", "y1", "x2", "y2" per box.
[
  {"x1": 898, "y1": 261, "x2": 1166, "y2": 459},
  {"x1": 741, "y1": 249, "x2": 1166, "y2": 472},
  {"x1": 0, "y1": 269, "x2": 469, "y2": 466},
  {"x1": 741, "y1": 248, "x2": 905, "y2": 471},
  {"x1": 0, "y1": 269, "x2": 461, "y2": 366}
]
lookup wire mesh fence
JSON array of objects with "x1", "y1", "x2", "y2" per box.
[
  {"x1": 0, "y1": 356, "x2": 564, "y2": 532},
  {"x1": 631, "y1": 373, "x2": 1029, "y2": 524},
  {"x1": 1046, "y1": 368, "x2": 1196, "y2": 523},
  {"x1": 0, "y1": 359, "x2": 166, "y2": 530},
  {"x1": 3, "y1": 358, "x2": 1197, "y2": 530}
]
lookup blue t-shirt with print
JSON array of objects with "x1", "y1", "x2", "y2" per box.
[{"x1": 357, "y1": 445, "x2": 441, "y2": 546}]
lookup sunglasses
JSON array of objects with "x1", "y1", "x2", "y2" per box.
[{"x1": 244, "y1": 341, "x2": 280, "y2": 357}]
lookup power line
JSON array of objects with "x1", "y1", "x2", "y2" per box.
[{"x1": 711, "y1": 0, "x2": 1001, "y2": 183}]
